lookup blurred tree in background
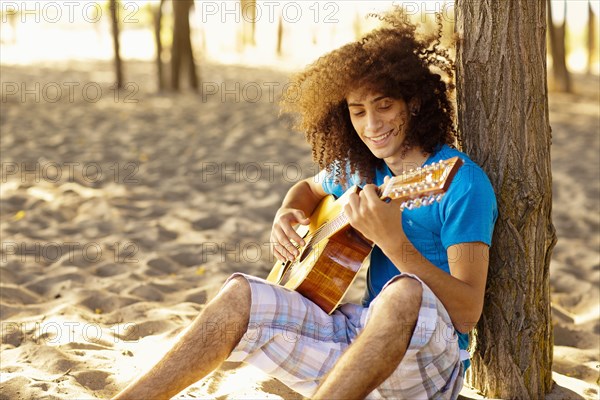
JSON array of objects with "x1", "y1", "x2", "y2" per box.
[
  {"x1": 587, "y1": 0, "x2": 597, "y2": 75},
  {"x1": 153, "y1": 0, "x2": 166, "y2": 91},
  {"x1": 109, "y1": 0, "x2": 124, "y2": 89},
  {"x1": 171, "y1": 0, "x2": 198, "y2": 91},
  {"x1": 547, "y1": 0, "x2": 571, "y2": 92},
  {"x1": 241, "y1": 0, "x2": 257, "y2": 48}
]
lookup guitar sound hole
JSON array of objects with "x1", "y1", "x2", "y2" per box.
[{"x1": 299, "y1": 241, "x2": 313, "y2": 263}]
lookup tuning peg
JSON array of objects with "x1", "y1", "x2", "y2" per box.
[
  {"x1": 422, "y1": 195, "x2": 433, "y2": 206},
  {"x1": 401, "y1": 200, "x2": 413, "y2": 210}
]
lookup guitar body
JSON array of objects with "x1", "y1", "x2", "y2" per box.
[
  {"x1": 266, "y1": 188, "x2": 373, "y2": 314},
  {"x1": 266, "y1": 156, "x2": 463, "y2": 315}
]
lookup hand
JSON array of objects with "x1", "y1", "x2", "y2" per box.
[
  {"x1": 270, "y1": 208, "x2": 310, "y2": 262},
  {"x1": 343, "y1": 180, "x2": 406, "y2": 251}
]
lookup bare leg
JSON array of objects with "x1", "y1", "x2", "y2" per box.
[
  {"x1": 313, "y1": 277, "x2": 422, "y2": 400},
  {"x1": 114, "y1": 276, "x2": 251, "y2": 400}
]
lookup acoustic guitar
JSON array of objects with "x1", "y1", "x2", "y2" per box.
[{"x1": 266, "y1": 156, "x2": 463, "y2": 314}]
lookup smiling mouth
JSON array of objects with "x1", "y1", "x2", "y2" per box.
[{"x1": 367, "y1": 129, "x2": 394, "y2": 144}]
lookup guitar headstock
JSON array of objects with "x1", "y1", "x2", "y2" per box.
[{"x1": 380, "y1": 156, "x2": 463, "y2": 210}]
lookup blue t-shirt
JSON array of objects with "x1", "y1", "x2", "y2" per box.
[{"x1": 321, "y1": 144, "x2": 498, "y2": 367}]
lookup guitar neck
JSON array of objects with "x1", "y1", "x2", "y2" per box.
[{"x1": 309, "y1": 157, "x2": 463, "y2": 245}]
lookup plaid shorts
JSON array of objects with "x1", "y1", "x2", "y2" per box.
[{"x1": 224, "y1": 273, "x2": 465, "y2": 399}]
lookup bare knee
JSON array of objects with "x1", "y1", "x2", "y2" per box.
[
  {"x1": 381, "y1": 276, "x2": 422, "y2": 302},
  {"x1": 218, "y1": 275, "x2": 251, "y2": 307},
  {"x1": 202, "y1": 276, "x2": 251, "y2": 341},
  {"x1": 372, "y1": 277, "x2": 422, "y2": 324}
]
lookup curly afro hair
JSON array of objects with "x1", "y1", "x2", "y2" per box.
[{"x1": 280, "y1": 8, "x2": 457, "y2": 186}]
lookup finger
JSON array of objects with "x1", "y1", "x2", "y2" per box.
[
  {"x1": 273, "y1": 227, "x2": 300, "y2": 260},
  {"x1": 343, "y1": 198, "x2": 358, "y2": 229},
  {"x1": 275, "y1": 241, "x2": 295, "y2": 262},
  {"x1": 343, "y1": 202, "x2": 353, "y2": 219},
  {"x1": 281, "y1": 223, "x2": 305, "y2": 247},
  {"x1": 347, "y1": 192, "x2": 360, "y2": 210},
  {"x1": 272, "y1": 247, "x2": 286, "y2": 263},
  {"x1": 293, "y1": 210, "x2": 310, "y2": 225},
  {"x1": 273, "y1": 244, "x2": 296, "y2": 264},
  {"x1": 361, "y1": 184, "x2": 381, "y2": 202},
  {"x1": 277, "y1": 233, "x2": 303, "y2": 261}
]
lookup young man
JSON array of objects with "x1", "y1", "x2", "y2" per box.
[{"x1": 114, "y1": 9, "x2": 497, "y2": 400}]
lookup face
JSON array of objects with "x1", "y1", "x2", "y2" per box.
[{"x1": 346, "y1": 90, "x2": 411, "y2": 162}]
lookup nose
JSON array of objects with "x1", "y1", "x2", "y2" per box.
[{"x1": 365, "y1": 112, "x2": 383, "y2": 133}]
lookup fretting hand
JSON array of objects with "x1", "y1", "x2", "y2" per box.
[{"x1": 343, "y1": 179, "x2": 407, "y2": 252}]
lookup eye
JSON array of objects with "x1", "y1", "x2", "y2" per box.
[
  {"x1": 379, "y1": 103, "x2": 391, "y2": 110},
  {"x1": 351, "y1": 110, "x2": 365, "y2": 117}
]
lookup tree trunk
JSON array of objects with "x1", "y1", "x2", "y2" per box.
[
  {"x1": 455, "y1": 1, "x2": 557, "y2": 398},
  {"x1": 154, "y1": 0, "x2": 165, "y2": 91},
  {"x1": 547, "y1": 0, "x2": 571, "y2": 92},
  {"x1": 171, "y1": 0, "x2": 198, "y2": 91},
  {"x1": 276, "y1": 14, "x2": 283, "y2": 56},
  {"x1": 110, "y1": 0, "x2": 124, "y2": 89},
  {"x1": 241, "y1": 0, "x2": 257, "y2": 47},
  {"x1": 587, "y1": 0, "x2": 596, "y2": 75}
]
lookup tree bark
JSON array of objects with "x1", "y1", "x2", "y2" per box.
[
  {"x1": 241, "y1": 0, "x2": 257, "y2": 47},
  {"x1": 276, "y1": 14, "x2": 283, "y2": 56},
  {"x1": 587, "y1": 0, "x2": 597, "y2": 75},
  {"x1": 110, "y1": 0, "x2": 124, "y2": 89},
  {"x1": 171, "y1": 0, "x2": 198, "y2": 91},
  {"x1": 154, "y1": 0, "x2": 165, "y2": 91},
  {"x1": 455, "y1": 1, "x2": 557, "y2": 398},
  {"x1": 547, "y1": 0, "x2": 571, "y2": 92}
]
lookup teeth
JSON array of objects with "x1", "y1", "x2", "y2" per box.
[{"x1": 370, "y1": 130, "x2": 392, "y2": 142}]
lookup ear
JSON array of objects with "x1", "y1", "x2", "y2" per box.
[{"x1": 408, "y1": 97, "x2": 421, "y2": 115}]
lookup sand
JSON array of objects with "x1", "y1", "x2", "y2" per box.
[{"x1": 0, "y1": 61, "x2": 598, "y2": 400}]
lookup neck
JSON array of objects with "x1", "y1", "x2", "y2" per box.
[{"x1": 385, "y1": 146, "x2": 429, "y2": 176}]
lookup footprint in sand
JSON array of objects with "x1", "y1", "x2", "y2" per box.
[
  {"x1": 146, "y1": 282, "x2": 179, "y2": 294},
  {"x1": 146, "y1": 257, "x2": 178, "y2": 274},
  {"x1": 2, "y1": 325, "x2": 25, "y2": 347},
  {"x1": 26, "y1": 273, "x2": 86, "y2": 297},
  {"x1": 0, "y1": 285, "x2": 40, "y2": 305},
  {"x1": 129, "y1": 284, "x2": 164, "y2": 302},
  {"x1": 1, "y1": 194, "x2": 28, "y2": 214},
  {"x1": 169, "y1": 251, "x2": 202, "y2": 268},
  {"x1": 157, "y1": 224, "x2": 178, "y2": 241},
  {"x1": 95, "y1": 263, "x2": 130, "y2": 277},
  {"x1": 112, "y1": 320, "x2": 176, "y2": 341},
  {"x1": 191, "y1": 216, "x2": 223, "y2": 231},
  {"x1": 80, "y1": 292, "x2": 138, "y2": 314},
  {"x1": 184, "y1": 288, "x2": 208, "y2": 304},
  {"x1": 72, "y1": 370, "x2": 111, "y2": 391},
  {"x1": 0, "y1": 261, "x2": 24, "y2": 285},
  {"x1": 139, "y1": 205, "x2": 167, "y2": 219}
]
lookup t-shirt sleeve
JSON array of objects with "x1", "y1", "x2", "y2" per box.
[
  {"x1": 439, "y1": 163, "x2": 498, "y2": 249},
  {"x1": 319, "y1": 162, "x2": 360, "y2": 198}
]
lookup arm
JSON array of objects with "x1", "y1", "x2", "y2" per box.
[
  {"x1": 271, "y1": 174, "x2": 327, "y2": 262},
  {"x1": 344, "y1": 184, "x2": 489, "y2": 333},
  {"x1": 383, "y1": 239, "x2": 488, "y2": 333}
]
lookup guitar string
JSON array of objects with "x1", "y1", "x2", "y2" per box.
[{"x1": 291, "y1": 161, "x2": 451, "y2": 253}]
